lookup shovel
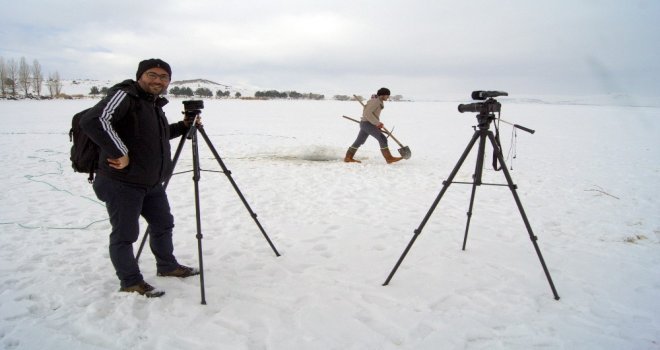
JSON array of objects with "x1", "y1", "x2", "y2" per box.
[{"x1": 350, "y1": 95, "x2": 411, "y2": 159}]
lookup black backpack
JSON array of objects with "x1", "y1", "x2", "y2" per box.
[
  {"x1": 69, "y1": 92, "x2": 139, "y2": 183},
  {"x1": 69, "y1": 108, "x2": 98, "y2": 183}
]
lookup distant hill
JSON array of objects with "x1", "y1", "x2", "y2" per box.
[
  {"x1": 168, "y1": 78, "x2": 237, "y2": 96},
  {"x1": 169, "y1": 79, "x2": 229, "y2": 89},
  {"x1": 169, "y1": 78, "x2": 233, "y2": 92},
  {"x1": 54, "y1": 78, "x2": 251, "y2": 98},
  {"x1": 56, "y1": 79, "x2": 114, "y2": 96}
]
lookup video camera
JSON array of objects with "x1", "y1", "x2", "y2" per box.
[
  {"x1": 182, "y1": 100, "x2": 204, "y2": 117},
  {"x1": 457, "y1": 91, "x2": 508, "y2": 114}
]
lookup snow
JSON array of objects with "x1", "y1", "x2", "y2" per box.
[{"x1": 0, "y1": 95, "x2": 659, "y2": 349}]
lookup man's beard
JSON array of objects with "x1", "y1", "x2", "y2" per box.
[{"x1": 146, "y1": 83, "x2": 165, "y2": 95}]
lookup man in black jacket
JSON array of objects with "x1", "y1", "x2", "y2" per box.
[{"x1": 81, "y1": 58, "x2": 198, "y2": 298}]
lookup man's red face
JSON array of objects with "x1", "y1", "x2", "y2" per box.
[{"x1": 137, "y1": 67, "x2": 170, "y2": 95}]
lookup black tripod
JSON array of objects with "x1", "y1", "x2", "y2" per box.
[
  {"x1": 136, "y1": 110, "x2": 280, "y2": 305},
  {"x1": 382, "y1": 111, "x2": 560, "y2": 300}
]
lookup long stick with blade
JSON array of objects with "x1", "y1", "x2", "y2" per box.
[{"x1": 352, "y1": 95, "x2": 411, "y2": 159}]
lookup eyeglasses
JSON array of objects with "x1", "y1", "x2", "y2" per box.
[{"x1": 145, "y1": 72, "x2": 170, "y2": 82}]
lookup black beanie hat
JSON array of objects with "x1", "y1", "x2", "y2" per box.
[
  {"x1": 136, "y1": 58, "x2": 172, "y2": 80},
  {"x1": 377, "y1": 87, "x2": 391, "y2": 96}
]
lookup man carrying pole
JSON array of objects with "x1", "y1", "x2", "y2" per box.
[{"x1": 344, "y1": 87, "x2": 403, "y2": 164}]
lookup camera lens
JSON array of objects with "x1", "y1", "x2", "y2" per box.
[{"x1": 458, "y1": 103, "x2": 482, "y2": 113}]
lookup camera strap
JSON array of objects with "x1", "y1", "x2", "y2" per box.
[{"x1": 492, "y1": 115, "x2": 503, "y2": 171}]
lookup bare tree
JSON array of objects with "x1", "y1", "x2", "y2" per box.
[
  {"x1": 0, "y1": 57, "x2": 6, "y2": 96},
  {"x1": 32, "y1": 59, "x2": 44, "y2": 97},
  {"x1": 18, "y1": 57, "x2": 32, "y2": 96},
  {"x1": 47, "y1": 71, "x2": 63, "y2": 97},
  {"x1": 6, "y1": 58, "x2": 18, "y2": 96}
]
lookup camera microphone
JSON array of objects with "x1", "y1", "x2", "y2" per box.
[{"x1": 471, "y1": 90, "x2": 508, "y2": 100}]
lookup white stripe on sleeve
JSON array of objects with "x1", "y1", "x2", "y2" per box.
[{"x1": 100, "y1": 90, "x2": 129, "y2": 155}]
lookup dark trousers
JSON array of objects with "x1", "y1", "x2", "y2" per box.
[
  {"x1": 93, "y1": 174, "x2": 179, "y2": 288},
  {"x1": 350, "y1": 121, "x2": 388, "y2": 149}
]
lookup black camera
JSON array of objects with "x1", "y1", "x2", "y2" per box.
[
  {"x1": 458, "y1": 90, "x2": 507, "y2": 114},
  {"x1": 458, "y1": 100, "x2": 502, "y2": 114},
  {"x1": 183, "y1": 100, "x2": 204, "y2": 113},
  {"x1": 182, "y1": 100, "x2": 204, "y2": 129}
]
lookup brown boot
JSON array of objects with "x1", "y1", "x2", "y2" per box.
[
  {"x1": 381, "y1": 148, "x2": 402, "y2": 164},
  {"x1": 119, "y1": 281, "x2": 165, "y2": 298},
  {"x1": 344, "y1": 147, "x2": 361, "y2": 163},
  {"x1": 157, "y1": 265, "x2": 200, "y2": 278}
]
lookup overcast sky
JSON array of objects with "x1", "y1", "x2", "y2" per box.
[{"x1": 1, "y1": 0, "x2": 659, "y2": 99}]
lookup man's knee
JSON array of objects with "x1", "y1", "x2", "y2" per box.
[{"x1": 147, "y1": 213, "x2": 174, "y2": 238}]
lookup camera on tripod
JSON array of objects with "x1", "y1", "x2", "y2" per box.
[
  {"x1": 183, "y1": 100, "x2": 204, "y2": 117},
  {"x1": 457, "y1": 90, "x2": 508, "y2": 114},
  {"x1": 383, "y1": 89, "x2": 558, "y2": 300}
]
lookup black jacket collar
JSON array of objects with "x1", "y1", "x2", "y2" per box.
[{"x1": 109, "y1": 79, "x2": 169, "y2": 107}]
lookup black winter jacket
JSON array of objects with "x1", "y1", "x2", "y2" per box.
[{"x1": 80, "y1": 80, "x2": 187, "y2": 186}]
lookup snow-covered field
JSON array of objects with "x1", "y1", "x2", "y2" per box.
[{"x1": 1, "y1": 96, "x2": 658, "y2": 349}]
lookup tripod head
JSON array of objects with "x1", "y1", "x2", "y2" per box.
[
  {"x1": 476, "y1": 111, "x2": 497, "y2": 130},
  {"x1": 182, "y1": 100, "x2": 204, "y2": 139}
]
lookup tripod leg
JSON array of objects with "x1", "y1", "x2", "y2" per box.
[
  {"x1": 487, "y1": 132, "x2": 560, "y2": 300},
  {"x1": 136, "y1": 134, "x2": 188, "y2": 262},
  {"x1": 197, "y1": 127, "x2": 281, "y2": 257},
  {"x1": 383, "y1": 131, "x2": 482, "y2": 286},
  {"x1": 191, "y1": 131, "x2": 207, "y2": 305},
  {"x1": 462, "y1": 131, "x2": 488, "y2": 250},
  {"x1": 462, "y1": 182, "x2": 478, "y2": 251}
]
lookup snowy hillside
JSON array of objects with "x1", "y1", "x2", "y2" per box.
[{"x1": 56, "y1": 78, "x2": 247, "y2": 98}]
